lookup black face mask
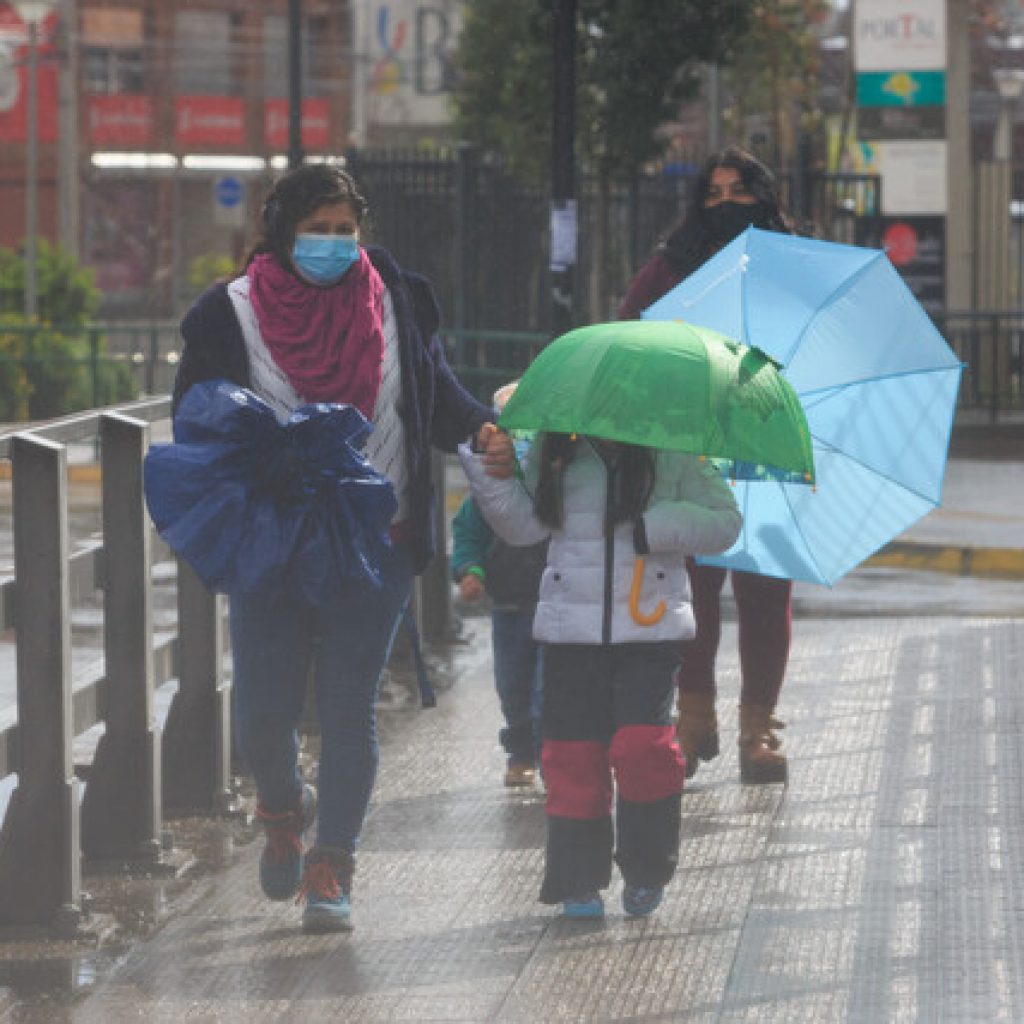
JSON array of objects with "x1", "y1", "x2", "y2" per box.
[{"x1": 703, "y1": 201, "x2": 773, "y2": 247}]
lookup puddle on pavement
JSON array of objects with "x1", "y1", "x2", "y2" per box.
[
  {"x1": 0, "y1": 951, "x2": 119, "y2": 1001},
  {"x1": 0, "y1": 810, "x2": 260, "y2": 1008}
]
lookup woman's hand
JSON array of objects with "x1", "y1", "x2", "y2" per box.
[{"x1": 474, "y1": 424, "x2": 516, "y2": 479}]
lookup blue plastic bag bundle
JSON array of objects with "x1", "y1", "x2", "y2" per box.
[{"x1": 144, "y1": 380, "x2": 398, "y2": 605}]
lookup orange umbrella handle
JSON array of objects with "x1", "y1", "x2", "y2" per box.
[{"x1": 629, "y1": 557, "x2": 666, "y2": 627}]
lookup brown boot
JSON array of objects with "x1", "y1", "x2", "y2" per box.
[
  {"x1": 676, "y1": 693, "x2": 720, "y2": 779},
  {"x1": 738, "y1": 704, "x2": 788, "y2": 784}
]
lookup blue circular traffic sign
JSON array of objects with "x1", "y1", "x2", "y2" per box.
[{"x1": 214, "y1": 176, "x2": 245, "y2": 208}]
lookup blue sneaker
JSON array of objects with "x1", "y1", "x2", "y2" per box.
[
  {"x1": 622, "y1": 884, "x2": 664, "y2": 917},
  {"x1": 256, "y1": 783, "x2": 316, "y2": 901},
  {"x1": 300, "y1": 846, "x2": 355, "y2": 934},
  {"x1": 562, "y1": 892, "x2": 604, "y2": 919}
]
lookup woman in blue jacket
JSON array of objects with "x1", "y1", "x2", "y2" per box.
[{"x1": 174, "y1": 163, "x2": 496, "y2": 934}]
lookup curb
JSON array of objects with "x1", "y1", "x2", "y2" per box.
[
  {"x1": 0, "y1": 464, "x2": 102, "y2": 484},
  {"x1": 865, "y1": 541, "x2": 1024, "y2": 580}
]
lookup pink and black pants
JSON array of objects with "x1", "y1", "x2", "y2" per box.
[{"x1": 539, "y1": 641, "x2": 686, "y2": 904}]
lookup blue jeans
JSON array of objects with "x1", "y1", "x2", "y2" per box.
[
  {"x1": 230, "y1": 543, "x2": 413, "y2": 850},
  {"x1": 491, "y1": 607, "x2": 543, "y2": 765}
]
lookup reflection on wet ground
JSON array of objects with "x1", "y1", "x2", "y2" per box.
[
  {"x1": 0, "y1": 639, "x2": 453, "y2": 1018},
  {"x1": 0, "y1": 811, "x2": 256, "y2": 1002}
]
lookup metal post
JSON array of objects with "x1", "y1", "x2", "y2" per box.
[
  {"x1": 0, "y1": 435, "x2": 81, "y2": 930},
  {"x1": 550, "y1": 0, "x2": 576, "y2": 337},
  {"x1": 81, "y1": 414, "x2": 162, "y2": 863},
  {"x1": 162, "y1": 560, "x2": 232, "y2": 813},
  {"x1": 287, "y1": 0, "x2": 303, "y2": 170},
  {"x1": 25, "y1": 20, "x2": 39, "y2": 320},
  {"x1": 453, "y1": 142, "x2": 477, "y2": 344},
  {"x1": 945, "y1": 0, "x2": 972, "y2": 311},
  {"x1": 349, "y1": 0, "x2": 368, "y2": 150},
  {"x1": 706, "y1": 63, "x2": 722, "y2": 153},
  {"x1": 418, "y1": 449, "x2": 452, "y2": 645},
  {"x1": 57, "y1": 0, "x2": 79, "y2": 259}
]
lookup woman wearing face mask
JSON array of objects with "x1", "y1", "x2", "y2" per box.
[
  {"x1": 618, "y1": 145, "x2": 799, "y2": 787},
  {"x1": 174, "y1": 163, "x2": 501, "y2": 933}
]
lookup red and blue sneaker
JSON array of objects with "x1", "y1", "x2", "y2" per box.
[
  {"x1": 300, "y1": 846, "x2": 356, "y2": 934},
  {"x1": 255, "y1": 783, "x2": 316, "y2": 901}
]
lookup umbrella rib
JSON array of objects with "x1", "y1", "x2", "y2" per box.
[
  {"x1": 808, "y1": 432, "x2": 942, "y2": 506},
  {"x1": 671, "y1": 258, "x2": 750, "y2": 327},
  {"x1": 775, "y1": 481, "x2": 830, "y2": 584},
  {"x1": 776, "y1": 251, "x2": 886, "y2": 365},
  {"x1": 797, "y1": 363, "x2": 964, "y2": 402}
]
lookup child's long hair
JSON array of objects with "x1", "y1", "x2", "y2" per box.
[{"x1": 533, "y1": 433, "x2": 656, "y2": 530}]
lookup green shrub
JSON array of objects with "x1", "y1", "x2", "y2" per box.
[
  {"x1": 0, "y1": 244, "x2": 135, "y2": 420},
  {"x1": 0, "y1": 240, "x2": 101, "y2": 326},
  {"x1": 188, "y1": 252, "x2": 236, "y2": 292},
  {"x1": 0, "y1": 316, "x2": 137, "y2": 421}
]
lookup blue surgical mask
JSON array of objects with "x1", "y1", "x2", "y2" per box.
[{"x1": 291, "y1": 233, "x2": 360, "y2": 285}]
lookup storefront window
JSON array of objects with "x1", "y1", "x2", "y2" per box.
[
  {"x1": 81, "y1": 8, "x2": 144, "y2": 94},
  {"x1": 175, "y1": 10, "x2": 233, "y2": 95}
]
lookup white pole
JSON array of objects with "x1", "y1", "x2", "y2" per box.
[{"x1": 25, "y1": 19, "x2": 38, "y2": 320}]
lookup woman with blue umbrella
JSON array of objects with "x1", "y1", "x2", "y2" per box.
[{"x1": 619, "y1": 145, "x2": 798, "y2": 786}]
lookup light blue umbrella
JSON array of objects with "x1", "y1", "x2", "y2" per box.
[{"x1": 643, "y1": 227, "x2": 964, "y2": 586}]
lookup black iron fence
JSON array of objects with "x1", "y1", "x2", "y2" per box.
[
  {"x1": 0, "y1": 311, "x2": 1019, "y2": 422},
  {"x1": 346, "y1": 148, "x2": 694, "y2": 332},
  {"x1": 937, "y1": 310, "x2": 1024, "y2": 420}
]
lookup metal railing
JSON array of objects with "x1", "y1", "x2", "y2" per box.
[
  {"x1": 0, "y1": 393, "x2": 455, "y2": 933},
  {"x1": 0, "y1": 398, "x2": 232, "y2": 932},
  {"x1": 935, "y1": 310, "x2": 1024, "y2": 420},
  {"x1": 6, "y1": 313, "x2": 1015, "y2": 420}
]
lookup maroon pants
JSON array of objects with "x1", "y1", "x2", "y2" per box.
[{"x1": 677, "y1": 560, "x2": 792, "y2": 709}]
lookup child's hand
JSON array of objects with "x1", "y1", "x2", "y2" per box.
[
  {"x1": 479, "y1": 425, "x2": 516, "y2": 479},
  {"x1": 458, "y1": 573, "x2": 485, "y2": 602}
]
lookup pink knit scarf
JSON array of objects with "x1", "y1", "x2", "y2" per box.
[{"x1": 247, "y1": 250, "x2": 385, "y2": 417}]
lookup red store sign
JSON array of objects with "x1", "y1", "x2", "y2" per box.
[
  {"x1": 175, "y1": 95, "x2": 245, "y2": 146},
  {"x1": 88, "y1": 95, "x2": 153, "y2": 146},
  {"x1": 0, "y1": 4, "x2": 59, "y2": 144},
  {"x1": 264, "y1": 98, "x2": 330, "y2": 150}
]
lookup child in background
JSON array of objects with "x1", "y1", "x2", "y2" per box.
[
  {"x1": 452, "y1": 382, "x2": 546, "y2": 786},
  {"x1": 451, "y1": 495, "x2": 546, "y2": 786},
  {"x1": 460, "y1": 430, "x2": 740, "y2": 918}
]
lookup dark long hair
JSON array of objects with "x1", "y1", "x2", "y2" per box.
[
  {"x1": 533, "y1": 434, "x2": 656, "y2": 530},
  {"x1": 661, "y1": 145, "x2": 796, "y2": 278},
  {"x1": 243, "y1": 164, "x2": 370, "y2": 270}
]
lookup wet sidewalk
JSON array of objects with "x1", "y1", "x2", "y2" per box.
[
  {"x1": 4, "y1": 604, "x2": 1024, "y2": 1022},
  {"x1": 867, "y1": 456, "x2": 1024, "y2": 578}
]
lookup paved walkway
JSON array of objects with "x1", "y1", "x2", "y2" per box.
[{"x1": 3, "y1": 604, "x2": 1024, "y2": 1022}]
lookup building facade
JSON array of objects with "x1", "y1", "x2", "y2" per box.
[{"x1": 0, "y1": 0, "x2": 461, "y2": 319}]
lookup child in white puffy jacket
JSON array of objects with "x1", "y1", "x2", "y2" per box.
[{"x1": 461, "y1": 430, "x2": 740, "y2": 919}]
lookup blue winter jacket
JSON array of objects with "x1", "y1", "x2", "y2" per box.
[{"x1": 173, "y1": 245, "x2": 492, "y2": 576}]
